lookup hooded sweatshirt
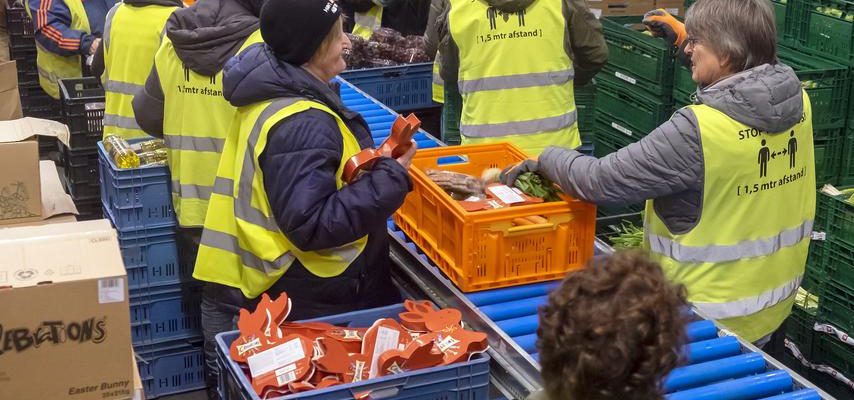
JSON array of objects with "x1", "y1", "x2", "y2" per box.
[
  {"x1": 131, "y1": 0, "x2": 263, "y2": 137},
  {"x1": 425, "y1": 0, "x2": 608, "y2": 86},
  {"x1": 538, "y1": 63, "x2": 806, "y2": 233},
  {"x1": 212, "y1": 44, "x2": 411, "y2": 318}
]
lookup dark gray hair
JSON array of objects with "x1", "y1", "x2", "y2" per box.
[{"x1": 685, "y1": 0, "x2": 777, "y2": 72}]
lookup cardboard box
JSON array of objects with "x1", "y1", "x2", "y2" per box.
[
  {"x1": 588, "y1": 0, "x2": 655, "y2": 18},
  {"x1": 0, "y1": 161, "x2": 78, "y2": 228},
  {"x1": 0, "y1": 220, "x2": 134, "y2": 399},
  {"x1": 0, "y1": 61, "x2": 22, "y2": 121},
  {"x1": 0, "y1": 118, "x2": 70, "y2": 226},
  {"x1": 656, "y1": 0, "x2": 685, "y2": 16}
]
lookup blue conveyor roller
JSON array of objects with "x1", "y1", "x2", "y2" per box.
[
  {"x1": 478, "y1": 296, "x2": 548, "y2": 322},
  {"x1": 758, "y1": 389, "x2": 821, "y2": 400},
  {"x1": 666, "y1": 370, "x2": 793, "y2": 400},
  {"x1": 664, "y1": 353, "x2": 767, "y2": 393}
]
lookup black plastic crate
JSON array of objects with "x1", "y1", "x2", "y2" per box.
[
  {"x1": 61, "y1": 145, "x2": 100, "y2": 186},
  {"x1": 74, "y1": 197, "x2": 103, "y2": 221},
  {"x1": 60, "y1": 171, "x2": 100, "y2": 200},
  {"x1": 5, "y1": 5, "x2": 34, "y2": 42},
  {"x1": 58, "y1": 78, "x2": 105, "y2": 149},
  {"x1": 9, "y1": 48, "x2": 38, "y2": 85}
]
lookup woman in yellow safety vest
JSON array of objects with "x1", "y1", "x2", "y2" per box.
[
  {"x1": 192, "y1": 0, "x2": 416, "y2": 376},
  {"x1": 504, "y1": 0, "x2": 815, "y2": 356}
]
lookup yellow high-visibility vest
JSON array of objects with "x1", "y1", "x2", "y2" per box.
[
  {"x1": 102, "y1": 2, "x2": 178, "y2": 140},
  {"x1": 155, "y1": 30, "x2": 263, "y2": 227},
  {"x1": 193, "y1": 98, "x2": 367, "y2": 298},
  {"x1": 645, "y1": 92, "x2": 815, "y2": 342},
  {"x1": 25, "y1": 0, "x2": 90, "y2": 99},
  {"x1": 447, "y1": 0, "x2": 580, "y2": 156}
]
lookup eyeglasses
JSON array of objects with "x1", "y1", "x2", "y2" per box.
[{"x1": 685, "y1": 37, "x2": 702, "y2": 49}]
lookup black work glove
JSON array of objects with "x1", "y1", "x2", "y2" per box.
[{"x1": 499, "y1": 160, "x2": 539, "y2": 186}]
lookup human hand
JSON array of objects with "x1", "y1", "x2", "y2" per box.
[
  {"x1": 394, "y1": 140, "x2": 417, "y2": 170},
  {"x1": 499, "y1": 159, "x2": 538, "y2": 186},
  {"x1": 642, "y1": 9, "x2": 687, "y2": 48},
  {"x1": 89, "y1": 38, "x2": 101, "y2": 55}
]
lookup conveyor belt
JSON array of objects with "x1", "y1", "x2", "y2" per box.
[{"x1": 336, "y1": 78, "x2": 834, "y2": 400}]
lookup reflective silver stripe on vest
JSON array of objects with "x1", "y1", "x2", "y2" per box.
[
  {"x1": 646, "y1": 219, "x2": 813, "y2": 263},
  {"x1": 103, "y1": 113, "x2": 141, "y2": 130},
  {"x1": 692, "y1": 275, "x2": 802, "y2": 320},
  {"x1": 200, "y1": 228, "x2": 295, "y2": 274},
  {"x1": 172, "y1": 180, "x2": 214, "y2": 200},
  {"x1": 213, "y1": 177, "x2": 234, "y2": 197},
  {"x1": 433, "y1": 71, "x2": 444, "y2": 86},
  {"x1": 458, "y1": 69, "x2": 574, "y2": 94},
  {"x1": 104, "y1": 79, "x2": 143, "y2": 96},
  {"x1": 164, "y1": 134, "x2": 225, "y2": 153},
  {"x1": 234, "y1": 97, "x2": 302, "y2": 232},
  {"x1": 461, "y1": 110, "x2": 577, "y2": 138},
  {"x1": 103, "y1": 3, "x2": 120, "y2": 50}
]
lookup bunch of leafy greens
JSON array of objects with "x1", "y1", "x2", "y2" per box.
[{"x1": 513, "y1": 172, "x2": 561, "y2": 202}]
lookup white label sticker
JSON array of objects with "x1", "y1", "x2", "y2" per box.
[
  {"x1": 353, "y1": 360, "x2": 366, "y2": 382},
  {"x1": 615, "y1": 71, "x2": 637, "y2": 85},
  {"x1": 275, "y1": 365, "x2": 297, "y2": 386},
  {"x1": 98, "y1": 278, "x2": 125, "y2": 304},
  {"x1": 611, "y1": 122, "x2": 633, "y2": 137},
  {"x1": 666, "y1": 7, "x2": 680, "y2": 15},
  {"x1": 368, "y1": 326, "x2": 401, "y2": 378},
  {"x1": 489, "y1": 185, "x2": 526, "y2": 204},
  {"x1": 247, "y1": 338, "x2": 305, "y2": 378},
  {"x1": 811, "y1": 231, "x2": 826, "y2": 241}
]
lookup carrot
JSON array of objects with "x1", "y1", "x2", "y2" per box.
[
  {"x1": 526, "y1": 215, "x2": 548, "y2": 224},
  {"x1": 513, "y1": 217, "x2": 534, "y2": 226}
]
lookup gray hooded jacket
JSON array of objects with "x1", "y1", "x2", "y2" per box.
[{"x1": 538, "y1": 63, "x2": 805, "y2": 233}]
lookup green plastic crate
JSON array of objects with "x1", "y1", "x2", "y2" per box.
[
  {"x1": 822, "y1": 236, "x2": 854, "y2": 288},
  {"x1": 576, "y1": 83, "x2": 596, "y2": 142},
  {"x1": 818, "y1": 188, "x2": 854, "y2": 248},
  {"x1": 818, "y1": 279, "x2": 854, "y2": 335},
  {"x1": 601, "y1": 16, "x2": 675, "y2": 97},
  {"x1": 803, "y1": 239, "x2": 827, "y2": 293},
  {"x1": 786, "y1": 303, "x2": 818, "y2": 359},
  {"x1": 778, "y1": 46, "x2": 850, "y2": 130},
  {"x1": 595, "y1": 77, "x2": 673, "y2": 135},
  {"x1": 796, "y1": 0, "x2": 854, "y2": 65},
  {"x1": 814, "y1": 331, "x2": 854, "y2": 377},
  {"x1": 673, "y1": 64, "x2": 695, "y2": 96},
  {"x1": 593, "y1": 121, "x2": 636, "y2": 158},
  {"x1": 840, "y1": 129, "x2": 854, "y2": 186},
  {"x1": 814, "y1": 133, "x2": 842, "y2": 185}
]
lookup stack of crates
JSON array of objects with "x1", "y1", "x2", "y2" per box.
[
  {"x1": 97, "y1": 139, "x2": 206, "y2": 398},
  {"x1": 786, "y1": 188, "x2": 854, "y2": 398},
  {"x1": 595, "y1": 16, "x2": 675, "y2": 215},
  {"x1": 575, "y1": 82, "x2": 597, "y2": 148},
  {"x1": 777, "y1": 45, "x2": 850, "y2": 186},
  {"x1": 58, "y1": 77, "x2": 106, "y2": 219},
  {"x1": 5, "y1": 2, "x2": 60, "y2": 156}
]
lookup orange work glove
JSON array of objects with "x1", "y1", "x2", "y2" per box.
[{"x1": 642, "y1": 9, "x2": 687, "y2": 49}]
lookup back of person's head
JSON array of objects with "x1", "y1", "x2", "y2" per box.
[
  {"x1": 685, "y1": 0, "x2": 777, "y2": 71},
  {"x1": 537, "y1": 251, "x2": 688, "y2": 400}
]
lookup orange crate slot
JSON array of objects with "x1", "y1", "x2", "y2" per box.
[{"x1": 393, "y1": 143, "x2": 596, "y2": 292}]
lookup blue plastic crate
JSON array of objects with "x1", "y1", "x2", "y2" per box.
[
  {"x1": 98, "y1": 140, "x2": 175, "y2": 232},
  {"x1": 117, "y1": 225, "x2": 189, "y2": 290},
  {"x1": 130, "y1": 283, "x2": 203, "y2": 345},
  {"x1": 339, "y1": 63, "x2": 435, "y2": 112},
  {"x1": 136, "y1": 339, "x2": 206, "y2": 399},
  {"x1": 215, "y1": 303, "x2": 491, "y2": 400}
]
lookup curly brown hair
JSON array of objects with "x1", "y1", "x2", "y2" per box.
[{"x1": 537, "y1": 251, "x2": 689, "y2": 400}]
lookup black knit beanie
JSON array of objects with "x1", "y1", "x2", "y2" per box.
[{"x1": 261, "y1": 0, "x2": 342, "y2": 65}]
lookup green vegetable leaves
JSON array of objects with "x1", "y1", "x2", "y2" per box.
[
  {"x1": 513, "y1": 172, "x2": 561, "y2": 202},
  {"x1": 611, "y1": 222, "x2": 644, "y2": 249}
]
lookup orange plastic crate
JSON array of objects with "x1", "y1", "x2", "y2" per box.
[{"x1": 393, "y1": 143, "x2": 596, "y2": 292}]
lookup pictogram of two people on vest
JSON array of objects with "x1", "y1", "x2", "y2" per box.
[
  {"x1": 487, "y1": 7, "x2": 526, "y2": 30},
  {"x1": 758, "y1": 132, "x2": 798, "y2": 178}
]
